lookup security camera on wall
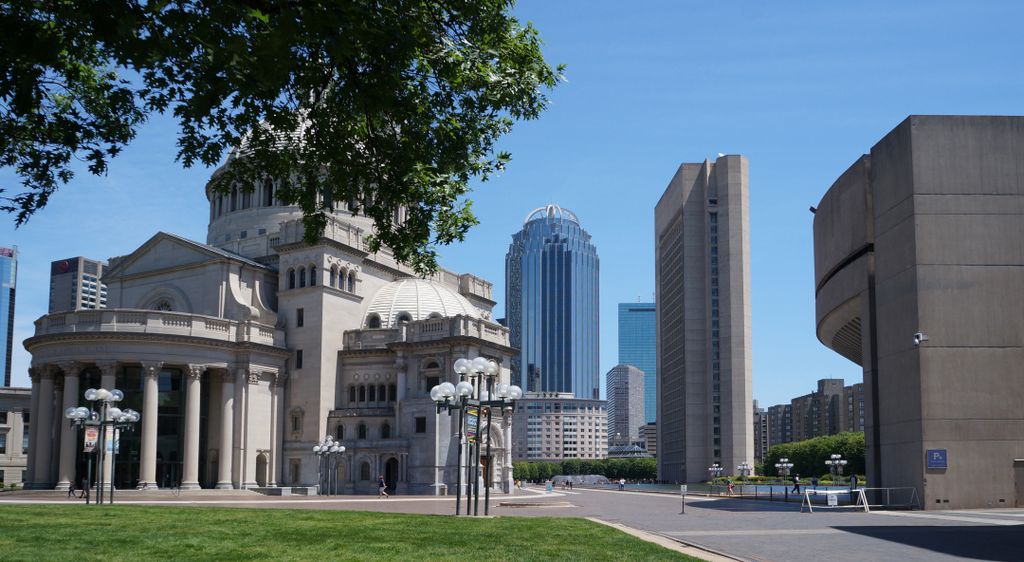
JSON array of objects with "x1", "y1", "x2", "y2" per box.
[{"x1": 913, "y1": 332, "x2": 929, "y2": 347}]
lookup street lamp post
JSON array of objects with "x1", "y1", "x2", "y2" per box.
[
  {"x1": 64, "y1": 388, "x2": 140, "y2": 505},
  {"x1": 737, "y1": 462, "x2": 753, "y2": 480},
  {"x1": 433, "y1": 356, "x2": 521, "y2": 516},
  {"x1": 775, "y1": 457, "x2": 793, "y2": 501},
  {"x1": 313, "y1": 436, "x2": 345, "y2": 495},
  {"x1": 708, "y1": 463, "x2": 723, "y2": 493},
  {"x1": 825, "y1": 453, "x2": 848, "y2": 485}
]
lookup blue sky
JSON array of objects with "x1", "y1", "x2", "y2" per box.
[{"x1": 3, "y1": 1, "x2": 1023, "y2": 407}]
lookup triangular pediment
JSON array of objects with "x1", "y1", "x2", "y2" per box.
[{"x1": 105, "y1": 232, "x2": 233, "y2": 280}]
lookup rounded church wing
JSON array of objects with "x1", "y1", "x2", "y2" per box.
[{"x1": 364, "y1": 279, "x2": 483, "y2": 328}]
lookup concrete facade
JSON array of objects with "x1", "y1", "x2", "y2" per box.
[
  {"x1": 511, "y1": 392, "x2": 608, "y2": 461},
  {"x1": 813, "y1": 115, "x2": 1024, "y2": 509},
  {"x1": 655, "y1": 155, "x2": 753, "y2": 482},
  {"x1": 22, "y1": 160, "x2": 515, "y2": 495},
  {"x1": 49, "y1": 257, "x2": 108, "y2": 312},
  {"x1": 0, "y1": 387, "x2": 29, "y2": 485},
  {"x1": 606, "y1": 364, "x2": 645, "y2": 446}
]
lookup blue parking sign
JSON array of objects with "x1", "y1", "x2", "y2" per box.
[{"x1": 926, "y1": 449, "x2": 947, "y2": 469}]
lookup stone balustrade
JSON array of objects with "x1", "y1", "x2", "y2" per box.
[
  {"x1": 33, "y1": 309, "x2": 284, "y2": 347},
  {"x1": 342, "y1": 315, "x2": 509, "y2": 350}
]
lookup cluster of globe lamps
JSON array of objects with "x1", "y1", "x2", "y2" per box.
[{"x1": 63, "y1": 387, "x2": 141, "y2": 505}]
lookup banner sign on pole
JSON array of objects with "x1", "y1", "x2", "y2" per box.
[
  {"x1": 84, "y1": 427, "x2": 98, "y2": 453},
  {"x1": 466, "y1": 406, "x2": 479, "y2": 443},
  {"x1": 105, "y1": 426, "x2": 115, "y2": 453}
]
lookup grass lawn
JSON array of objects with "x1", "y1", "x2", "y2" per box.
[{"x1": 0, "y1": 505, "x2": 700, "y2": 561}]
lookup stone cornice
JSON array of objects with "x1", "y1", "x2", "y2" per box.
[{"x1": 24, "y1": 331, "x2": 291, "y2": 358}]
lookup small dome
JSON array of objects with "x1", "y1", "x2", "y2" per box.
[
  {"x1": 364, "y1": 279, "x2": 482, "y2": 328},
  {"x1": 524, "y1": 204, "x2": 580, "y2": 226}
]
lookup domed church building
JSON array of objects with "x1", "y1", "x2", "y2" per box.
[{"x1": 23, "y1": 162, "x2": 514, "y2": 495}]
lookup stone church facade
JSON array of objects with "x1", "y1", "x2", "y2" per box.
[{"x1": 23, "y1": 162, "x2": 514, "y2": 495}]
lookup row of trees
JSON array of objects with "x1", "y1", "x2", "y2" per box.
[
  {"x1": 512, "y1": 458, "x2": 656, "y2": 482},
  {"x1": 762, "y1": 432, "x2": 865, "y2": 480}
]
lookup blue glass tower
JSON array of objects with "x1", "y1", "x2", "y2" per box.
[
  {"x1": 618, "y1": 302, "x2": 656, "y2": 423},
  {"x1": 506, "y1": 205, "x2": 599, "y2": 399},
  {"x1": 0, "y1": 247, "x2": 16, "y2": 386}
]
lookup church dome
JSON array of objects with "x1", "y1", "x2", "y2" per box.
[{"x1": 364, "y1": 279, "x2": 482, "y2": 328}]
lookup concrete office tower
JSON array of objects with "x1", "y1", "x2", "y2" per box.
[
  {"x1": 655, "y1": 155, "x2": 753, "y2": 482},
  {"x1": 506, "y1": 204, "x2": 600, "y2": 399},
  {"x1": 0, "y1": 248, "x2": 15, "y2": 387},
  {"x1": 511, "y1": 392, "x2": 608, "y2": 461},
  {"x1": 49, "y1": 257, "x2": 108, "y2": 312},
  {"x1": 814, "y1": 115, "x2": 1024, "y2": 510},
  {"x1": 606, "y1": 364, "x2": 645, "y2": 445},
  {"x1": 767, "y1": 404, "x2": 792, "y2": 446},
  {"x1": 753, "y1": 401, "x2": 768, "y2": 464},
  {"x1": 618, "y1": 302, "x2": 657, "y2": 423}
]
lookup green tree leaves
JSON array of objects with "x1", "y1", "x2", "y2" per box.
[
  {"x1": 763, "y1": 432, "x2": 866, "y2": 480},
  {"x1": 0, "y1": 1, "x2": 561, "y2": 274}
]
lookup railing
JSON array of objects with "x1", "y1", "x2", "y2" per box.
[
  {"x1": 32, "y1": 309, "x2": 284, "y2": 347},
  {"x1": 343, "y1": 315, "x2": 509, "y2": 349}
]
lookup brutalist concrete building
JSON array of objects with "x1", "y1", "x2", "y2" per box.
[
  {"x1": 813, "y1": 115, "x2": 1024, "y2": 509},
  {"x1": 655, "y1": 155, "x2": 753, "y2": 482}
]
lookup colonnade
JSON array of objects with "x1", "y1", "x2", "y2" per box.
[{"x1": 25, "y1": 361, "x2": 287, "y2": 491}]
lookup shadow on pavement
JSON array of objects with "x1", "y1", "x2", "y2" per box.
[
  {"x1": 833, "y1": 525, "x2": 1024, "y2": 561},
  {"x1": 687, "y1": 497, "x2": 803, "y2": 512}
]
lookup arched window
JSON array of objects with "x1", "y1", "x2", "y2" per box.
[
  {"x1": 358, "y1": 385, "x2": 366, "y2": 402},
  {"x1": 381, "y1": 422, "x2": 391, "y2": 439},
  {"x1": 287, "y1": 269, "x2": 295, "y2": 290},
  {"x1": 348, "y1": 386, "x2": 356, "y2": 404},
  {"x1": 216, "y1": 194, "x2": 223, "y2": 217},
  {"x1": 230, "y1": 187, "x2": 238, "y2": 211},
  {"x1": 396, "y1": 311, "x2": 412, "y2": 324},
  {"x1": 152, "y1": 299, "x2": 173, "y2": 311},
  {"x1": 242, "y1": 189, "x2": 251, "y2": 209},
  {"x1": 388, "y1": 384, "x2": 397, "y2": 402},
  {"x1": 264, "y1": 179, "x2": 274, "y2": 206},
  {"x1": 360, "y1": 461, "x2": 371, "y2": 480},
  {"x1": 378, "y1": 385, "x2": 386, "y2": 403},
  {"x1": 368, "y1": 385, "x2": 376, "y2": 402},
  {"x1": 329, "y1": 267, "x2": 337, "y2": 288},
  {"x1": 358, "y1": 423, "x2": 367, "y2": 440},
  {"x1": 336, "y1": 424, "x2": 345, "y2": 440},
  {"x1": 347, "y1": 271, "x2": 356, "y2": 292},
  {"x1": 298, "y1": 267, "x2": 306, "y2": 288},
  {"x1": 367, "y1": 314, "x2": 381, "y2": 329},
  {"x1": 309, "y1": 265, "x2": 316, "y2": 286}
]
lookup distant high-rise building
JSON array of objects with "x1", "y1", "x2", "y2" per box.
[
  {"x1": 49, "y1": 257, "x2": 108, "y2": 312},
  {"x1": 505, "y1": 204, "x2": 599, "y2": 399},
  {"x1": 0, "y1": 247, "x2": 15, "y2": 387},
  {"x1": 511, "y1": 392, "x2": 608, "y2": 461},
  {"x1": 790, "y1": 378, "x2": 845, "y2": 442},
  {"x1": 639, "y1": 422, "x2": 658, "y2": 456},
  {"x1": 841, "y1": 383, "x2": 866, "y2": 433},
  {"x1": 767, "y1": 404, "x2": 792, "y2": 447},
  {"x1": 618, "y1": 302, "x2": 656, "y2": 423},
  {"x1": 753, "y1": 400, "x2": 768, "y2": 464},
  {"x1": 655, "y1": 155, "x2": 753, "y2": 482},
  {"x1": 606, "y1": 364, "x2": 645, "y2": 445}
]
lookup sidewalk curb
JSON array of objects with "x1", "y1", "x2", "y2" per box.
[{"x1": 585, "y1": 517, "x2": 745, "y2": 562}]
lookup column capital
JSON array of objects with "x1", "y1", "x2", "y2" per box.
[
  {"x1": 36, "y1": 364, "x2": 57, "y2": 380},
  {"x1": 56, "y1": 361, "x2": 81, "y2": 377},
  {"x1": 273, "y1": 371, "x2": 289, "y2": 387},
  {"x1": 95, "y1": 360, "x2": 119, "y2": 378},
  {"x1": 141, "y1": 361, "x2": 164, "y2": 379},
  {"x1": 247, "y1": 370, "x2": 263, "y2": 385},
  {"x1": 28, "y1": 365, "x2": 41, "y2": 383},
  {"x1": 187, "y1": 364, "x2": 207, "y2": 379}
]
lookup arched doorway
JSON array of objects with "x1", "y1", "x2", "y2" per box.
[
  {"x1": 256, "y1": 453, "x2": 268, "y2": 487},
  {"x1": 385, "y1": 457, "x2": 399, "y2": 494}
]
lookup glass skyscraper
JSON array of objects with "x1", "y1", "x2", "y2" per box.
[
  {"x1": 618, "y1": 302, "x2": 656, "y2": 423},
  {"x1": 0, "y1": 247, "x2": 16, "y2": 386},
  {"x1": 506, "y1": 204, "x2": 599, "y2": 399}
]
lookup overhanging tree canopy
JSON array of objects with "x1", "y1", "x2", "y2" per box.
[{"x1": 0, "y1": 0, "x2": 562, "y2": 274}]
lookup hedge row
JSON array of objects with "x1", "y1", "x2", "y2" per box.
[{"x1": 512, "y1": 458, "x2": 656, "y2": 482}]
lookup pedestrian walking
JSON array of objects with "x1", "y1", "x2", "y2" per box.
[
  {"x1": 377, "y1": 474, "x2": 389, "y2": 498},
  {"x1": 618, "y1": 478, "x2": 626, "y2": 491},
  {"x1": 79, "y1": 477, "x2": 89, "y2": 500},
  {"x1": 726, "y1": 479, "x2": 734, "y2": 496},
  {"x1": 791, "y1": 475, "x2": 801, "y2": 494},
  {"x1": 67, "y1": 482, "x2": 76, "y2": 498}
]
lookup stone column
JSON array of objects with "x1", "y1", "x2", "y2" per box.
[
  {"x1": 137, "y1": 361, "x2": 163, "y2": 489},
  {"x1": 395, "y1": 355, "x2": 406, "y2": 438},
  {"x1": 55, "y1": 362, "x2": 81, "y2": 490},
  {"x1": 242, "y1": 369, "x2": 260, "y2": 489},
  {"x1": 25, "y1": 368, "x2": 41, "y2": 487},
  {"x1": 274, "y1": 372, "x2": 287, "y2": 487},
  {"x1": 268, "y1": 372, "x2": 279, "y2": 487},
  {"x1": 32, "y1": 368, "x2": 57, "y2": 488},
  {"x1": 233, "y1": 367, "x2": 248, "y2": 488},
  {"x1": 97, "y1": 361, "x2": 118, "y2": 491},
  {"x1": 216, "y1": 371, "x2": 235, "y2": 489},
  {"x1": 181, "y1": 364, "x2": 205, "y2": 489}
]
